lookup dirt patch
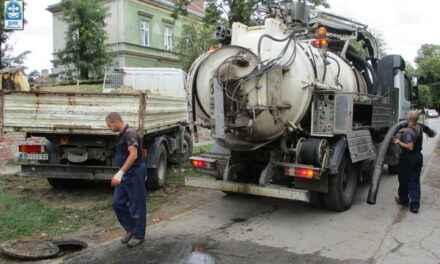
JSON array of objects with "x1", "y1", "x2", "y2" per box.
[{"x1": 0, "y1": 164, "x2": 223, "y2": 263}]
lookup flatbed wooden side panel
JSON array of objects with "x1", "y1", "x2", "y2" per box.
[{"x1": 1, "y1": 91, "x2": 189, "y2": 136}]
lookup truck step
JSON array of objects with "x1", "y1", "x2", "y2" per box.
[{"x1": 185, "y1": 177, "x2": 310, "y2": 202}]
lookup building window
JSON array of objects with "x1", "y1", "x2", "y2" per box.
[
  {"x1": 164, "y1": 27, "x2": 173, "y2": 51},
  {"x1": 140, "y1": 21, "x2": 149, "y2": 46}
]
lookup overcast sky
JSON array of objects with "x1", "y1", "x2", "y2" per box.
[{"x1": 9, "y1": 0, "x2": 440, "y2": 74}]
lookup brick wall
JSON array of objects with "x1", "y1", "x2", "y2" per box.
[{"x1": 0, "y1": 132, "x2": 46, "y2": 164}]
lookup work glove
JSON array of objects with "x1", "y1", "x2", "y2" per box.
[{"x1": 111, "y1": 170, "x2": 125, "y2": 188}]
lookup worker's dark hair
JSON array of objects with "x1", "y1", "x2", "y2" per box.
[{"x1": 106, "y1": 112, "x2": 123, "y2": 122}]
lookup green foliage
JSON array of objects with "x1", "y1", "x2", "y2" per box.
[
  {"x1": 415, "y1": 44, "x2": 440, "y2": 66},
  {"x1": 57, "y1": 0, "x2": 111, "y2": 80},
  {"x1": 27, "y1": 70, "x2": 40, "y2": 82},
  {"x1": 309, "y1": 0, "x2": 330, "y2": 8},
  {"x1": 415, "y1": 44, "x2": 440, "y2": 108},
  {"x1": 174, "y1": 0, "x2": 329, "y2": 26},
  {"x1": 418, "y1": 84, "x2": 432, "y2": 109},
  {"x1": 405, "y1": 61, "x2": 416, "y2": 76},
  {"x1": 175, "y1": 22, "x2": 219, "y2": 71},
  {"x1": 1, "y1": 43, "x2": 30, "y2": 70}
]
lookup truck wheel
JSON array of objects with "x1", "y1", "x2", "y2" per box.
[
  {"x1": 47, "y1": 178, "x2": 82, "y2": 189},
  {"x1": 146, "y1": 144, "x2": 167, "y2": 190},
  {"x1": 388, "y1": 165, "x2": 399, "y2": 175},
  {"x1": 309, "y1": 191, "x2": 325, "y2": 209},
  {"x1": 324, "y1": 154, "x2": 358, "y2": 212},
  {"x1": 181, "y1": 133, "x2": 193, "y2": 161}
]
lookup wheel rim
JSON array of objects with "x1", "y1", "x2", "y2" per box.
[{"x1": 158, "y1": 152, "x2": 166, "y2": 186}]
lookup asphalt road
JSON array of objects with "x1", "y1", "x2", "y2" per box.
[{"x1": 61, "y1": 118, "x2": 440, "y2": 264}]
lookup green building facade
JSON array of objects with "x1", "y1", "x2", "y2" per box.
[{"x1": 48, "y1": 0, "x2": 205, "y2": 73}]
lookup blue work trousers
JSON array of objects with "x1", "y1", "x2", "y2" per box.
[
  {"x1": 398, "y1": 152, "x2": 423, "y2": 209},
  {"x1": 112, "y1": 163, "x2": 147, "y2": 239}
]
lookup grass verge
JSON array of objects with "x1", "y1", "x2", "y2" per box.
[
  {"x1": 0, "y1": 143, "x2": 216, "y2": 242},
  {"x1": 0, "y1": 176, "x2": 114, "y2": 242},
  {"x1": 193, "y1": 143, "x2": 213, "y2": 154}
]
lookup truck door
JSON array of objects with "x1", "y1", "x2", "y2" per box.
[{"x1": 394, "y1": 70, "x2": 411, "y2": 120}]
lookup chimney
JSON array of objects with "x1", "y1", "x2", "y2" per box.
[{"x1": 42, "y1": 69, "x2": 49, "y2": 78}]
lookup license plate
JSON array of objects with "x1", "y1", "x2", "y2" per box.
[{"x1": 19, "y1": 153, "x2": 49, "y2": 160}]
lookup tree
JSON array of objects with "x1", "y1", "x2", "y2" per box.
[
  {"x1": 1, "y1": 43, "x2": 30, "y2": 70},
  {"x1": 174, "y1": 0, "x2": 330, "y2": 26},
  {"x1": 418, "y1": 84, "x2": 432, "y2": 109},
  {"x1": 27, "y1": 70, "x2": 40, "y2": 82},
  {"x1": 415, "y1": 44, "x2": 440, "y2": 66},
  {"x1": 0, "y1": 0, "x2": 28, "y2": 69},
  {"x1": 175, "y1": 22, "x2": 219, "y2": 71},
  {"x1": 57, "y1": 0, "x2": 111, "y2": 80},
  {"x1": 415, "y1": 44, "x2": 440, "y2": 108}
]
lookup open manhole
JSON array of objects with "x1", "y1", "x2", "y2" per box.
[
  {"x1": 0, "y1": 239, "x2": 88, "y2": 260},
  {"x1": 52, "y1": 239, "x2": 88, "y2": 256}
]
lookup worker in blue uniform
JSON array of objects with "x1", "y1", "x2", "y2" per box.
[
  {"x1": 391, "y1": 110, "x2": 423, "y2": 214},
  {"x1": 106, "y1": 112, "x2": 147, "y2": 247}
]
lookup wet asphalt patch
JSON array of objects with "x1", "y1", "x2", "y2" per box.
[{"x1": 62, "y1": 235, "x2": 369, "y2": 264}]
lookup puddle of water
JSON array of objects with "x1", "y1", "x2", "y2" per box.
[{"x1": 62, "y1": 235, "x2": 366, "y2": 264}]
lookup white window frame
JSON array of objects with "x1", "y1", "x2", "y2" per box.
[
  {"x1": 140, "y1": 21, "x2": 150, "y2": 46},
  {"x1": 164, "y1": 27, "x2": 173, "y2": 51}
]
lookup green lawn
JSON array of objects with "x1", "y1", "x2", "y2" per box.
[{"x1": 193, "y1": 143, "x2": 213, "y2": 153}]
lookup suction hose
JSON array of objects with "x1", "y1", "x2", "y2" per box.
[{"x1": 367, "y1": 121, "x2": 437, "y2": 204}]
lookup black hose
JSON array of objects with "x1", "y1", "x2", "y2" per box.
[
  {"x1": 330, "y1": 41, "x2": 379, "y2": 94},
  {"x1": 328, "y1": 43, "x2": 377, "y2": 95},
  {"x1": 367, "y1": 120, "x2": 407, "y2": 204},
  {"x1": 420, "y1": 123, "x2": 437, "y2": 138},
  {"x1": 367, "y1": 121, "x2": 437, "y2": 204}
]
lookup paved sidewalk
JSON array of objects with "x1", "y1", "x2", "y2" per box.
[{"x1": 373, "y1": 152, "x2": 440, "y2": 264}]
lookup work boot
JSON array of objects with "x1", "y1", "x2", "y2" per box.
[
  {"x1": 127, "y1": 238, "x2": 144, "y2": 247},
  {"x1": 394, "y1": 196, "x2": 408, "y2": 207},
  {"x1": 409, "y1": 207, "x2": 419, "y2": 214},
  {"x1": 120, "y1": 231, "x2": 134, "y2": 244}
]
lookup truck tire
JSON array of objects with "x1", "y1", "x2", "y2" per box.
[
  {"x1": 182, "y1": 133, "x2": 193, "y2": 161},
  {"x1": 324, "y1": 154, "x2": 358, "y2": 211},
  {"x1": 47, "y1": 178, "x2": 83, "y2": 189},
  {"x1": 388, "y1": 165, "x2": 399, "y2": 175},
  {"x1": 146, "y1": 144, "x2": 167, "y2": 190}
]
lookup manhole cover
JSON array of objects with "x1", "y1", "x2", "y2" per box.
[{"x1": 0, "y1": 239, "x2": 60, "y2": 260}]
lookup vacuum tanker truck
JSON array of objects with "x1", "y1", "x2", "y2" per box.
[{"x1": 185, "y1": 1, "x2": 418, "y2": 211}]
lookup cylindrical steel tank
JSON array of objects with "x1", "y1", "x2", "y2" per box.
[{"x1": 188, "y1": 18, "x2": 364, "y2": 150}]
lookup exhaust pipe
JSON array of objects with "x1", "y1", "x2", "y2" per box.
[{"x1": 367, "y1": 121, "x2": 437, "y2": 204}]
